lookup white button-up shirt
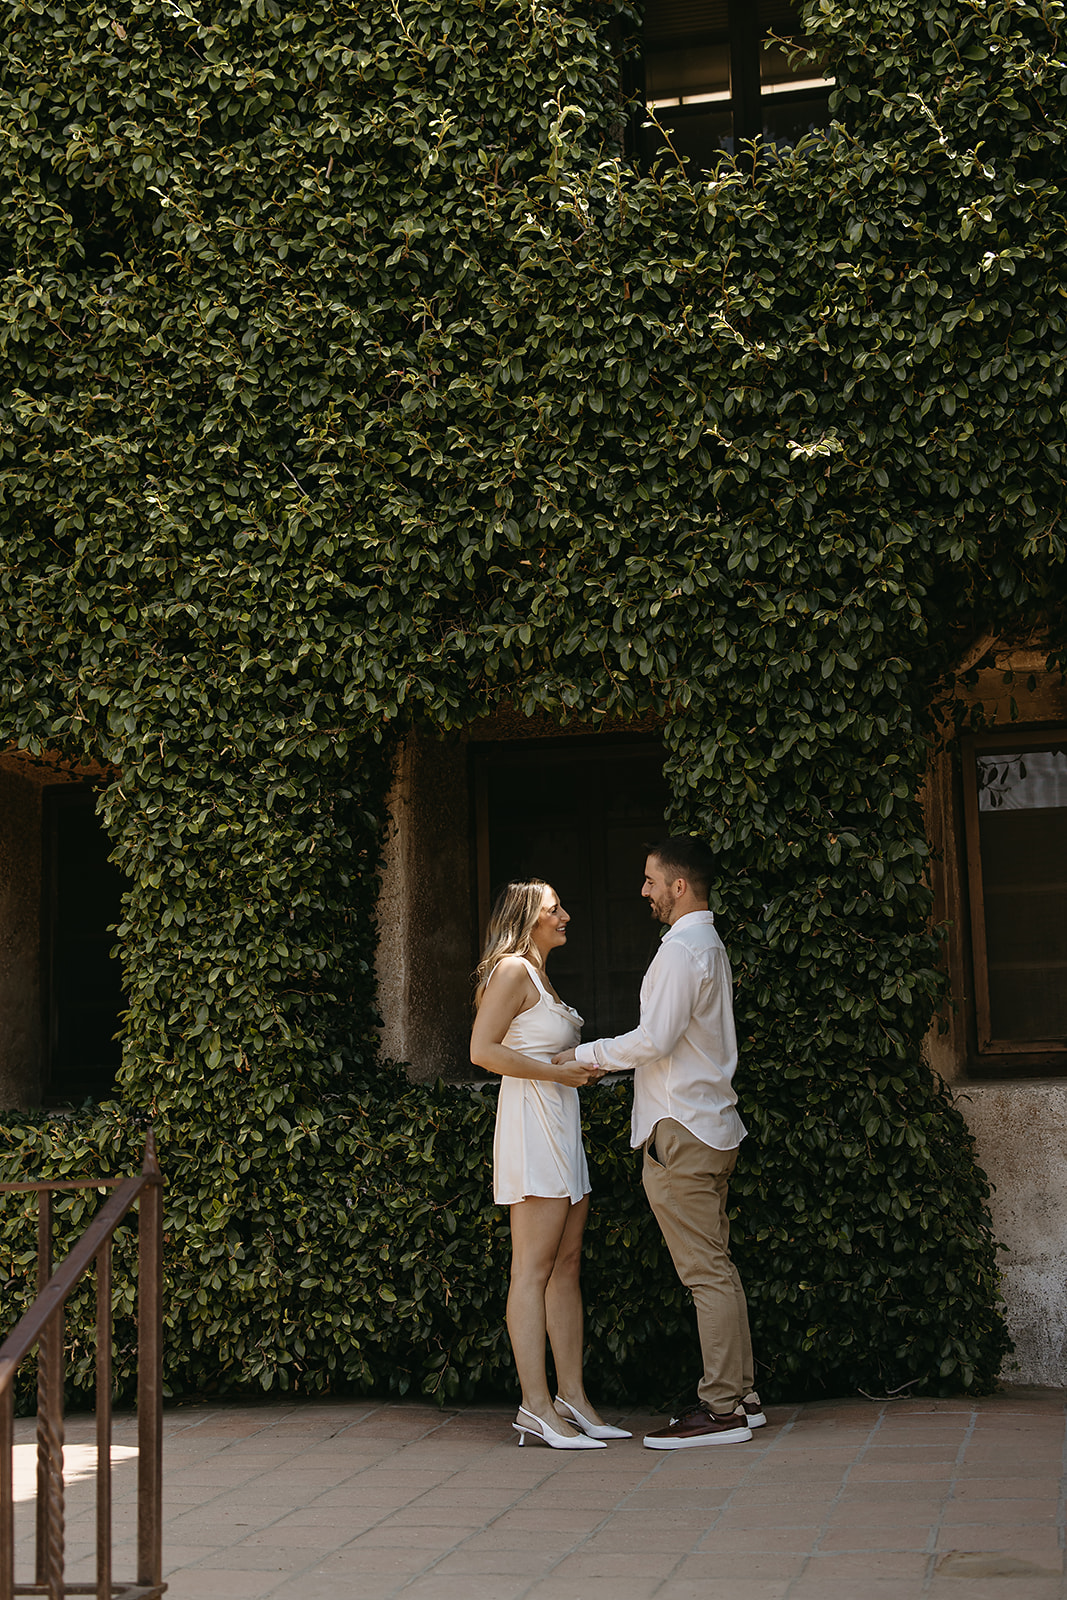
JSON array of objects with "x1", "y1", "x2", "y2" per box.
[{"x1": 575, "y1": 910, "x2": 747, "y2": 1152}]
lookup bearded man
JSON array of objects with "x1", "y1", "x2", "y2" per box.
[{"x1": 553, "y1": 836, "x2": 763, "y2": 1448}]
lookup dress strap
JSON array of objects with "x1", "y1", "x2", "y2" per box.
[
  {"x1": 516, "y1": 956, "x2": 552, "y2": 1001},
  {"x1": 484, "y1": 954, "x2": 551, "y2": 1000}
]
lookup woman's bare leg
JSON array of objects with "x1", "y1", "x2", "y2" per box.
[
  {"x1": 544, "y1": 1196, "x2": 607, "y2": 1427},
  {"x1": 507, "y1": 1196, "x2": 581, "y2": 1436}
]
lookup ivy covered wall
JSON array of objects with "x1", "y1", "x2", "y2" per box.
[{"x1": 2, "y1": 0, "x2": 1064, "y2": 1404}]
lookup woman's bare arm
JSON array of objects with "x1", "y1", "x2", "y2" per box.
[{"x1": 471, "y1": 958, "x2": 599, "y2": 1087}]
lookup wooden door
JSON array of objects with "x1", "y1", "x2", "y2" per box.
[{"x1": 473, "y1": 741, "x2": 670, "y2": 1039}]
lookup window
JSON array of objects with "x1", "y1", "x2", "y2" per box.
[
  {"x1": 636, "y1": 0, "x2": 833, "y2": 170},
  {"x1": 43, "y1": 787, "x2": 126, "y2": 1102},
  {"x1": 961, "y1": 730, "x2": 1067, "y2": 1070}
]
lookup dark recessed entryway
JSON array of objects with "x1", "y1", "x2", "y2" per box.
[
  {"x1": 43, "y1": 787, "x2": 126, "y2": 1103},
  {"x1": 473, "y1": 739, "x2": 670, "y2": 1039}
]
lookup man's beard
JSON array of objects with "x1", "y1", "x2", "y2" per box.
[{"x1": 648, "y1": 894, "x2": 671, "y2": 924}]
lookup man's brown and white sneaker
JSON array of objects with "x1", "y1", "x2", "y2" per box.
[
  {"x1": 736, "y1": 1392, "x2": 767, "y2": 1429},
  {"x1": 642, "y1": 1404, "x2": 752, "y2": 1449}
]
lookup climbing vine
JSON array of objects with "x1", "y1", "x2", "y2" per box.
[{"x1": 3, "y1": 0, "x2": 1065, "y2": 1403}]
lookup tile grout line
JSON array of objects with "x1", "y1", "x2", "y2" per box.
[
  {"x1": 146, "y1": 1404, "x2": 518, "y2": 1596},
  {"x1": 251, "y1": 1408, "x2": 550, "y2": 1599},
  {"x1": 514, "y1": 1404, "x2": 807, "y2": 1600},
  {"x1": 643, "y1": 1406, "x2": 807, "y2": 1598},
  {"x1": 917, "y1": 1402, "x2": 978, "y2": 1598},
  {"x1": 384, "y1": 1410, "x2": 662, "y2": 1600},
  {"x1": 781, "y1": 1399, "x2": 889, "y2": 1598}
]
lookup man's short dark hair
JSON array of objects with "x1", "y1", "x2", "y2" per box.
[{"x1": 648, "y1": 836, "x2": 715, "y2": 901}]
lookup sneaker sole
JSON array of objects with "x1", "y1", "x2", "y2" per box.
[
  {"x1": 642, "y1": 1425, "x2": 752, "y2": 1449},
  {"x1": 744, "y1": 1412, "x2": 767, "y2": 1428}
]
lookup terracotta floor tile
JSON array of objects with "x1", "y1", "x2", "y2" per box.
[
  {"x1": 430, "y1": 1548, "x2": 570, "y2": 1576},
  {"x1": 838, "y1": 1485, "x2": 948, "y2": 1505},
  {"x1": 816, "y1": 1522, "x2": 935, "y2": 1551},
  {"x1": 238, "y1": 1524, "x2": 363, "y2": 1548},
  {"x1": 933, "y1": 1549, "x2": 1064, "y2": 1577},
  {"x1": 397, "y1": 1577, "x2": 534, "y2": 1600},
  {"x1": 821, "y1": 1503, "x2": 941, "y2": 1531},
  {"x1": 542, "y1": 1550, "x2": 681, "y2": 1578},
  {"x1": 940, "y1": 1497, "x2": 1059, "y2": 1524},
  {"x1": 847, "y1": 1462, "x2": 955, "y2": 1482},
  {"x1": 784, "y1": 1581, "x2": 925, "y2": 1600},
  {"x1": 263, "y1": 1576, "x2": 398, "y2": 1600},
  {"x1": 934, "y1": 1528, "x2": 1064, "y2": 1557},
  {"x1": 181, "y1": 1546, "x2": 318, "y2": 1572},
  {"x1": 157, "y1": 1572, "x2": 282, "y2": 1600},
  {"x1": 708, "y1": 1507, "x2": 827, "y2": 1531},
  {"x1": 951, "y1": 1475, "x2": 1061, "y2": 1498},
  {"x1": 669, "y1": 1552, "x2": 806, "y2": 1580},
  {"x1": 487, "y1": 1505, "x2": 613, "y2": 1532},
  {"x1": 549, "y1": 1524, "x2": 690, "y2": 1554},
  {"x1": 926, "y1": 1584, "x2": 1062, "y2": 1600},
  {"x1": 853, "y1": 1448, "x2": 959, "y2": 1464},
  {"x1": 307, "y1": 1544, "x2": 440, "y2": 1573},
  {"x1": 693, "y1": 1527, "x2": 821, "y2": 1553},
  {"x1": 803, "y1": 1550, "x2": 932, "y2": 1578},
  {"x1": 523, "y1": 1579, "x2": 662, "y2": 1599},
  {"x1": 445, "y1": 1527, "x2": 579, "y2": 1553},
  {"x1": 655, "y1": 1582, "x2": 793, "y2": 1600}
]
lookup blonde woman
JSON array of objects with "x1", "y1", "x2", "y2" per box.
[{"x1": 471, "y1": 878, "x2": 631, "y2": 1450}]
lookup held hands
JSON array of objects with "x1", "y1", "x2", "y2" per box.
[{"x1": 551, "y1": 1049, "x2": 603, "y2": 1087}]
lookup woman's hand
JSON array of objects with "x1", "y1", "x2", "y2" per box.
[
  {"x1": 556, "y1": 1049, "x2": 604, "y2": 1088},
  {"x1": 552, "y1": 1050, "x2": 603, "y2": 1087},
  {"x1": 472, "y1": 958, "x2": 599, "y2": 1085}
]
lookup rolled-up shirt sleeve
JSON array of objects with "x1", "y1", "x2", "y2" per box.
[{"x1": 578, "y1": 943, "x2": 702, "y2": 1073}]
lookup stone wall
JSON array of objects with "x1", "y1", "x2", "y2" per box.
[{"x1": 954, "y1": 1081, "x2": 1067, "y2": 1387}]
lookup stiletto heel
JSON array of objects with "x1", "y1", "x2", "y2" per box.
[
  {"x1": 511, "y1": 1406, "x2": 607, "y2": 1450},
  {"x1": 554, "y1": 1397, "x2": 632, "y2": 1440}
]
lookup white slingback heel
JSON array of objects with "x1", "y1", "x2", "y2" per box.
[
  {"x1": 554, "y1": 1396, "x2": 632, "y2": 1440},
  {"x1": 512, "y1": 1405, "x2": 607, "y2": 1450}
]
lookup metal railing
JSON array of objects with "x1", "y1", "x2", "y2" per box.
[{"x1": 0, "y1": 1133, "x2": 165, "y2": 1600}]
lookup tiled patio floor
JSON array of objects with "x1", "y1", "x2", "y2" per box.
[{"x1": 11, "y1": 1388, "x2": 1066, "y2": 1599}]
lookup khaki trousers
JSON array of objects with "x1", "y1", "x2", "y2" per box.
[{"x1": 642, "y1": 1117, "x2": 754, "y2": 1414}]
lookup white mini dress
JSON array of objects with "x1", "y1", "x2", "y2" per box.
[{"x1": 490, "y1": 958, "x2": 591, "y2": 1206}]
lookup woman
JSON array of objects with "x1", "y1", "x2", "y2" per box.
[{"x1": 470, "y1": 878, "x2": 631, "y2": 1450}]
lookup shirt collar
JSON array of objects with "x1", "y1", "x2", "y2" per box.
[{"x1": 663, "y1": 909, "x2": 715, "y2": 940}]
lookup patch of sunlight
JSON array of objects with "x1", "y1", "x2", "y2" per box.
[{"x1": 11, "y1": 1443, "x2": 139, "y2": 1504}]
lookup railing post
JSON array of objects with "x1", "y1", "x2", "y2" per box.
[
  {"x1": 36, "y1": 1192, "x2": 66, "y2": 1600},
  {"x1": 38, "y1": 1307, "x2": 65, "y2": 1600},
  {"x1": 137, "y1": 1131, "x2": 164, "y2": 1593},
  {"x1": 0, "y1": 1383, "x2": 13, "y2": 1600},
  {"x1": 95, "y1": 1241, "x2": 113, "y2": 1600},
  {"x1": 35, "y1": 1189, "x2": 52, "y2": 1586}
]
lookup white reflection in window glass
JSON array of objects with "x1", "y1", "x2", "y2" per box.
[{"x1": 977, "y1": 749, "x2": 1067, "y2": 811}]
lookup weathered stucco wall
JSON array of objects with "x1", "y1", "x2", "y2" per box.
[
  {"x1": 375, "y1": 732, "x2": 475, "y2": 1080},
  {"x1": 954, "y1": 1081, "x2": 1067, "y2": 1387}
]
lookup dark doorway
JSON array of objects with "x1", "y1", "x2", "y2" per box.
[
  {"x1": 43, "y1": 788, "x2": 126, "y2": 1102},
  {"x1": 473, "y1": 740, "x2": 670, "y2": 1040}
]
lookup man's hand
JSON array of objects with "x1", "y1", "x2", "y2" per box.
[{"x1": 552, "y1": 1049, "x2": 603, "y2": 1088}]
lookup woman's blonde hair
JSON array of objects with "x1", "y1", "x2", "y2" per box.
[{"x1": 474, "y1": 878, "x2": 551, "y2": 1007}]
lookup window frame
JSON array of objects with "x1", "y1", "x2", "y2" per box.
[
  {"x1": 960, "y1": 725, "x2": 1067, "y2": 1068},
  {"x1": 633, "y1": 0, "x2": 834, "y2": 164}
]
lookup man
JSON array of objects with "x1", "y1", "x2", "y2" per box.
[{"x1": 553, "y1": 836, "x2": 762, "y2": 1448}]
